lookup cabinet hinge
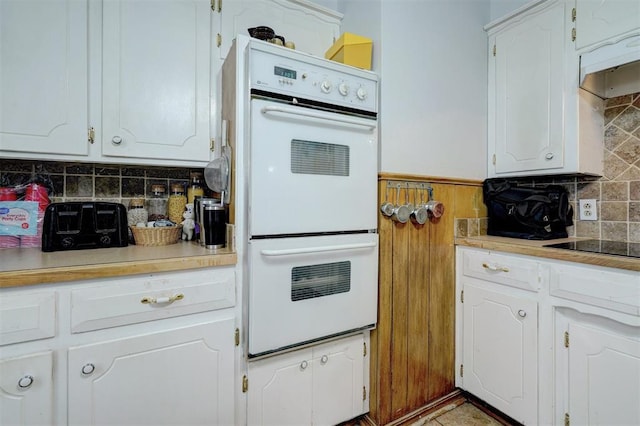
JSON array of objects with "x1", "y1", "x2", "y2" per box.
[
  {"x1": 210, "y1": 138, "x2": 215, "y2": 152},
  {"x1": 571, "y1": 7, "x2": 576, "y2": 22},
  {"x1": 363, "y1": 386, "x2": 367, "y2": 401},
  {"x1": 363, "y1": 342, "x2": 367, "y2": 357},
  {"x1": 564, "y1": 412, "x2": 570, "y2": 426},
  {"x1": 492, "y1": 44, "x2": 496, "y2": 57},
  {"x1": 216, "y1": 33, "x2": 222, "y2": 48},
  {"x1": 460, "y1": 364, "x2": 464, "y2": 377},
  {"x1": 242, "y1": 375, "x2": 248, "y2": 393},
  {"x1": 460, "y1": 290, "x2": 464, "y2": 303},
  {"x1": 564, "y1": 331, "x2": 570, "y2": 348},
  {"x1": 571, "y1": 28, "x2": 576, "y2": 42},
  {"x1": 88, "y1": 127, "x2": 95, "y2": 144},
  {"x1": 234, "y1": 328, "x2": 239, "y2": 346},
  {"x1": 492, "y1": 154, "x2": 496, "y2": 165}
]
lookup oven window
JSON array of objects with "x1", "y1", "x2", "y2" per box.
[
  {"x1": 291, "y1": 139, "x2": 349, "y2": 176},
  {"x1": 291, "y1": 261, "x2": 351, "y2": 301}
]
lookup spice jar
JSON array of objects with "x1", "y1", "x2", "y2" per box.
[
  {"x1": 127, "y1": 198, "x2": 149, "y2": 227},
  {"x1": 147, "y1": 184, "x2": 167, "y2": 221},
  {"x1": 168, "y1": 183, "x2": 187, "y2": 224},
  {"x1": 187, "y1": 171, "x2": 204, "y2": 204}
]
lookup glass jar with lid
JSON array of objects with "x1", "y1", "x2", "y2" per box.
[
  {"x1": 147, "y1": 184, "x2": 167, "y2": 221},
  {"x1": 187, "y1": 171, "x2": 204, "y2": 204},
  {"x1": 127, "y1": 197, "x2": 149, "y2": 227},
  {"x1": 168, "y1": 183, "x2": 187, "y2": 224}
]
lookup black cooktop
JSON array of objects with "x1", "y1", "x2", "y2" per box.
[{"x1": 544, "y1": 239, "x2": 640, "y2": 258}]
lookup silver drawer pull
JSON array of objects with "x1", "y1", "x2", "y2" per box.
[
  {"x1": 141, "y1": 293, "x2": 184, "y2": 305},
  {"x1": 518, "y1": 310, "x2": 527, "y2": 318},
  {"x1": 320, "y1": 355, "x2": 329, "y2": 365},
  {"x1": 18, "y1": 375, "x2": 34, "y2": 389},
  {"x1": 482, "y1": 263, "x2": 509, "y2": 273},
  {"x1": 300, "y1": 360, "x2": 308, "y2": 371}
]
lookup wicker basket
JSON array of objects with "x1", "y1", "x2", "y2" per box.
[{"x1": 130, "y1": 225, "x2": 182, "y2": 246}]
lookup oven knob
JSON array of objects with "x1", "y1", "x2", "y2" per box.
[
  {"x1": 356, "y1": 87, "x2": 367, "y2": 100},
  {"x1": 320, "y1": 80, "x2": 332, "y2": 93},
  {"x1": 338, "y1": 83, "x2": 349, "y2": 96}
]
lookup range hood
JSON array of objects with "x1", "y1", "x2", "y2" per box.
[{"x1": 580, "y1": 34, "x2": 640, "y2": 99}]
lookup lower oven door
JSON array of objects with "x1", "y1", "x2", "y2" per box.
[{"x1": 248, "y1": 233, "x2": 378, "y2": 357}]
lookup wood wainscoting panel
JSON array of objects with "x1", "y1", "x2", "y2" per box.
[{"x1": 370, "y1": 177, "x2": 483, "y2": 425}]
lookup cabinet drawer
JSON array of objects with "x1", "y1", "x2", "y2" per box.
[
  {"x1": 0, "y1": 291, "x2": 56, "y2": 345},
  {"x1": 460, "y1": 249, "x2": 541, "y2": 292},
  {"x1": 549, "y1": 263, "x2": 640, "y2": 316},
  {"x1": 71, "y1": 268, "x2": 235, "y2": 333}
]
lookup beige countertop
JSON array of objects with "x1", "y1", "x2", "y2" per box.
[
  {"x1": 0, "y1": 242, "x2": 237, "y2": 288},
  {"x1": 455, "y1": 235, "x2": 640, "y2": 272}
]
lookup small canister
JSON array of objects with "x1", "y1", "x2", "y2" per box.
[
  {"x1": 127, "y1": 198, "x2": 149, "y2": 227},
  {"x1": 167, "y1": 183, "x2": 187, "y2": 224},
  {"x1": 147, "y1": 184, "x2": 167, "y2": 221}
]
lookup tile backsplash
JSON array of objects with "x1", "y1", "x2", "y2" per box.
[{"x1": 0, "y1": 159, "x2": 205, "y2": 206}]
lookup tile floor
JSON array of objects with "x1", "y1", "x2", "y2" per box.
[{"x1": 410, "y1": 402, "x2": 507, "y2": 426}]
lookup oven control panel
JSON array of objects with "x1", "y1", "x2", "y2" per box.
[{"x1": 249, "y1": 41, "x2": 378, "y2": 114}]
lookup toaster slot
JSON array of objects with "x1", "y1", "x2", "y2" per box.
[
  {"x1": 56, "y1": 210, "x2": 81, "y2": 234},
  {"x1": 95, "y1": 207, "x2": 118, "y2": 232}
]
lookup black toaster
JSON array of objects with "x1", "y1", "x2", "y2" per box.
[{"x1": 42, "y1": 202, "x2": 129, "y2": 252}]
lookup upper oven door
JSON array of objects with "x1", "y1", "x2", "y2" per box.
[{"x1": 249, "y1": 98, "x2": 378, "y2": 237}]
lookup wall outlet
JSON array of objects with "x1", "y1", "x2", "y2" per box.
[{"x1": 579, "y1": 199, "x2": 598, "y2": 221}]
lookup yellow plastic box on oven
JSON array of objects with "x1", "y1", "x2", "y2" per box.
[{"x1": 325, "y1": 32, "x2": 372, "y2": 70}]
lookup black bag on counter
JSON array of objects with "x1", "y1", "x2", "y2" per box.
[{"x1": 483, "y1": 179, "x2": 573, "y2": 240}]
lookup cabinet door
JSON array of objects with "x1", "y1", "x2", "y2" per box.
[
  {"x1": 0, "y1": 351, "x2": 53, "y2": 426},
  {"x1": 490, "y1": 0, "x2": 566, "y2": 175},
  {"x1": 101, "y1": 0, "x2": 212, "y2": 162},
  {"x1": 575, "y1": 0, "x2": 640, "y2": 50},
  {"x1": 247, "y1": 348, "x2": 313, "y2": 425},
  {"x1": 462, "y1": 283, "x2": 537, "y2": 425},
  {"x1": 68, "y1": 318, "x2": 234, "y2": 426},
  {"x1": 313, "y1": 334, "x2": 365, "y2": 425},
  {"x1": 568, "y1": 321, "x2": 640, "y2": 425},
  {"x1": 0, "y1": 0, "x2": 88, "y2": 156}
]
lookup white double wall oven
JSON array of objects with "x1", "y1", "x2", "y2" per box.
[{"x1": 226, "y1": 37, "x2": 379, "y2": 358}]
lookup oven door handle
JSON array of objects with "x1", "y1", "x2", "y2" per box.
[
  {"x1": 261, "y1": 105, "x2": 376, "y2": 131},
  {"x1": 260, "y1": 242, "x2": 377, "y2": 257}
]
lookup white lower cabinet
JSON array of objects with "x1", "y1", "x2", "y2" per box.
[
  {"x1": 565, "y1": 316, "x2": 640, "y2": 426},
  {"x1": 0, "y1": 351, "x2": 54, "y2": 426},
  {"x1": 0, "y1": 267, "x2": 236, "y2": 426},
  {"x1": 68, "y1": 319, "x2": 234, "y2": 425},
  {"x1": 456, "y1": 248, "x2": 540, "y2": 424},
  {"x1": 462, "y1": 283, "x2": 538, "y2": 424},
  {"x1": 247, "y1": 333, "x2": 367, "y2": 426},
  {"x1": 457, "y1": 246, "x2": 640, "y2": 426}
]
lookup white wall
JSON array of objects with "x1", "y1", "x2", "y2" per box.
[
  {"x1": 489, "y1": 0, "x2": 531, "y2": 21},
  {"x1": 339, "y1": 0, "x2": 490, "y2": 180}
]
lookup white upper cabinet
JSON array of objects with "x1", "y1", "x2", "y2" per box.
[
  {"x1": 216, "y1": 0, "x2": 341, "y2": 59},
  {"x1": 487, "y1": 0, "x2": 604, "y2": 178},
  {"x1": 0, "y1": 0, "x2": 88, "y2": 157},
  {"x1": 489, "y1": 1, "x2": 566, "y2": 175},
  {"x1": 575, "y1": 0, "x2": 640, "y2": 50},
  {"x1": 101, "y1": 0, "x2": 213, "y2": 162}
]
